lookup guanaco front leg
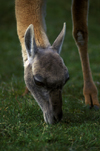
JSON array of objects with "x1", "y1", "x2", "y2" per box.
[
  {"x1": 22, "y1": 87, "x2": 29, "y2": 96},
  {"x1": 72, "y1": 0, "x2": 100, "y2": 108}
]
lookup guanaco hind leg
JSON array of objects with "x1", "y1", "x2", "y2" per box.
[{"x1": 72, "y1": 0, "x2": 100, "y2": 108}]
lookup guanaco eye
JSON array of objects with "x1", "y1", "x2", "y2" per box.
[{"x1": 33, "y1": 75, "x2": 45, "y2": 87}]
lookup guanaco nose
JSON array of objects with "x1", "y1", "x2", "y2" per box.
[{"x1": 49, "y1": 88, "x2": 63, "y2": 123}]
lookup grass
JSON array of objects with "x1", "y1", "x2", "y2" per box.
[{"x1": 0, "y1": 0, "x2": 100, "y2": 150}]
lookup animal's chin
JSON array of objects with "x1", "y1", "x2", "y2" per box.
[{"x1": 43, "y1": 110, "x2": 63, "y2": 124}]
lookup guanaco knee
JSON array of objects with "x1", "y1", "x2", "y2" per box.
[{"x1": 73, "y1": 29, "x2": 88, "y2": 47}]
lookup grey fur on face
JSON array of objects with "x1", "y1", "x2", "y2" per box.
[{"x1": 24, "y1": 24, "x2": 69, "y2": 124}]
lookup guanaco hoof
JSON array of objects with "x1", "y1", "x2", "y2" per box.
[
  {"x1": 89, "y1": 105, "x2": 99, "y2": 110},
  {"x1": 93, "y1": 105, "x2": 99, "y2": 110}
]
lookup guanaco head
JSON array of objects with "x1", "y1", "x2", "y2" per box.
[{"x1": 24, "y1": 24, "x2": 69, "y2": 124}]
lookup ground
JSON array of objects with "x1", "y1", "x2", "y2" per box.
[{"x1": 0, "y1": 0, "x2": 100, "y2": 150}]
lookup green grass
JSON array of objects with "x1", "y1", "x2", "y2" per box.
[{"x1": 0, "y1": 0, "x2": 100, "y2": 150}]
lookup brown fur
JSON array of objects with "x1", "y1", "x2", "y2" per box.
[
  {"x1": 15, "y1": 0, "x2": 99, "y2": 124},
  {"x1": 15, "y1": 0, "x2": 47, "y2": 46},
  {"x1": 72, "y1": 0, "x2": 99, "y2": 107},
  {"x1": 15, "y1": 0, "x2": 50, "y2": 62}
]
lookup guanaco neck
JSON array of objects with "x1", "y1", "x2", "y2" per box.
[{"x1": 15, "y1": 0, "x2": 50, "y2": 62}]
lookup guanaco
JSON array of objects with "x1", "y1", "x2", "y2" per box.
[{"x1": 15, "y1": 0, "x2": 99, "y2": 124}]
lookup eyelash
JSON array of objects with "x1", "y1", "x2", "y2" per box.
[{"x1": 33, "y1": 77, "x2": 45, "y2": 87}]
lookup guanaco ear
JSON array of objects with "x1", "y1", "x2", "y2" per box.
[
  {"x1": 52, "y1": 23, "x2": 66, "y2": 54},
  {"x1": 24, "y1": 24, "x2": 38, "y2": 62}
]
